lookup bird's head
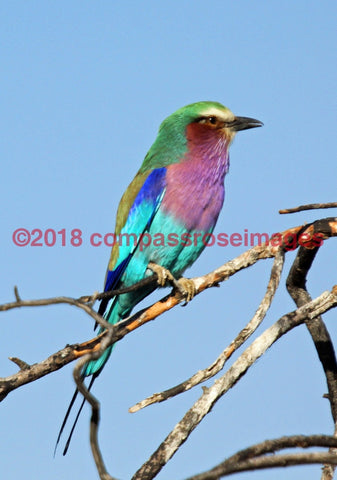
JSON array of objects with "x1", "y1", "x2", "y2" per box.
[
  {"x1": 141, "y1": 101, "x2": 263, "y2": 171},
  {"x1": 163, "y1": 101, "x2": 262, "y2": 139}
]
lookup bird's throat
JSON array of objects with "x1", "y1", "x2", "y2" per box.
[{"x1": 162, "y1": 130, "x2": 230, "y2": 232}]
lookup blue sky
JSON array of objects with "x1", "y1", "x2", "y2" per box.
[{"x1": 1, "y1": 2, "x2": 337, "y2": 479}]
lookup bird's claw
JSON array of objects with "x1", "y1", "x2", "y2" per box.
[
  {"x1": 148, "y1": 262, "x2": 176, "y2": 287},
  {"x1": 147, "y1": 262, "x2": 196, "y2": 304},
  {"x1": 176, "y1": 277, "x2": 196, "y2": 305}
]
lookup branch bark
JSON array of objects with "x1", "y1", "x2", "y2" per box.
[
  {"x1": 0, "y1": 223, "x2": 295, "y2": 401},
  {"x1": 2, "y1": 218, "x2": 337, "y2": 480},
  {"x1": 185, "y1": 434, "x2": 337, "y2": 479},
  {"x1": 286, "y1": 243, "x2": 337, "y2": 480},
  {"x1": 130, "y1": 249, "x2": 285, "y2": 412},
  {"x1": 280, "y1": 202, "x2": 337, "y2": 214},
  {"x1": 132, "y1": 287, "x2": 337, "y2": 480}
]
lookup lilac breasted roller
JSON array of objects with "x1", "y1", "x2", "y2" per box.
[{"x1": 57, "y1": 101, "x2": 262, "y2": 454}]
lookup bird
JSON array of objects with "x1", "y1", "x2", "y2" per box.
[{"x1": 56, "y1": 101, "x2": 263, "y2": 454}]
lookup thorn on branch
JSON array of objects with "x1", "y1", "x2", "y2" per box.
[
  {"x1": 9, "y1": 357, "x2": 30, "y2": 371},
  {"x1": 14, "y1": 286, "x2": 21, "y2": 302}
]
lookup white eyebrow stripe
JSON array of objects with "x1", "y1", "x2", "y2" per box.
[{"x1": 199, "y1": 107, "x2": 235, "y2": 122}]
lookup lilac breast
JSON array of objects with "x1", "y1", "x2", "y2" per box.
[{"x1": 162, "y1": 135, "x2": 230, "y2": 232}]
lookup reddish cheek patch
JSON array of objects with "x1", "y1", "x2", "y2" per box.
[{"x1": 186, "y1": 123, "x2": 215, "y2": 143}]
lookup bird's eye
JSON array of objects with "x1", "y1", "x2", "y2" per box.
[
  {"x1": 197, "y1": 116, "x2": 218, "y2": 125},
  {"x1": 208, "y1": 116, "x2": 217, "y2": 125}
]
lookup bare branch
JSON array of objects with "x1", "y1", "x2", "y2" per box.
[
  {"x1": 130, "y1": 249, "x2": 285, "y2": 412},
  {"x1": 287, "y1": 246, "x2": 337, "y2": 423},
  {"x1": 132, "y1": 287, "x2": 337, "y2": 480},
  {"x1": 2, "y1": 218, "x2": 337, "y2": 480},
  {"x1": 82, "y1": 275, "x2": 158, "y2": 304},
  {"x1": 186, "y1": 454, "x2": 337, "y2": 479},
  {"x1": 0, "y1": 226, "x2": 289, "y2": 401},
  {"x1": 185, "y1": 434, "x2": 337, "y2": 479},
  {"x1": 279, "y1": 202, "x2": 337, "y2": 214},
  {"x1": 0, "y1": 294, "x2": 105, "y2": 328},
  {"x1": 73, "y1": 354, "x2": 117, "y2": 480},
  {"x1": 0, "y1": 295, "x2": 112, "y2": 401},
  {"x1": 286, "y1": 244, "x2": 337, "y2": 480},
  {"x1": 0, "y1": 338, "x2": 98, "y2": 401},
  {"x1": 1, "y1": 219, "x2": 337, "y2": 401}
]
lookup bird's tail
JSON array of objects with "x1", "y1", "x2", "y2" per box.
[
  {"x1": 55, "y1": 279, "x2": 157, "y2": 454},
  {"x1": 84, "y1": 297, "x2": 124, "y2": 376},
  {"x1": 54, "y1": 375, "x2": 96, "y2": 456},
  {"x1": 55, "y1": 299, "x2": 123, "y2": 455}
]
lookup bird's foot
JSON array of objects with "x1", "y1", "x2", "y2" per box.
[
  {"x1": 148, "y1": 262, "x2": 196, "y2": 305},
  {"x1": 148, "y1": 262, "x2": 176, "y2": 287},
  {"x1": 175, "y1": 277, "x2": 196, "y2": 305}
]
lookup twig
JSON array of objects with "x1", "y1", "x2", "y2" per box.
[
  {"x1": 186, "y1": 454, "x2": 337, "y2": 479},
  {"x1": 0, "y1": 293, "x2": 116, "y2": 401},
  {"x1": 73, "y1": 354, "x2": 117, "y2": 480},
  {"x1": 8, "y1": 357, "x2": 30, "y2": 370},
  {"x1": 132, "y1": 287, "x2": 337, "y2": 480},
  {"x1": 14, "y1": 285, "x2": 21, "y2": 301},
  {"x1": 280, "y1": 202, "x2": 337, "y2": 214},
  {"x1": 1, "y1": 280, "x2": 158, "y2": 313},
  {"x1": 0, "y1": 337, "x2": 100, "y2": 401},
  {"x1": 0, "y1": 294, "x2": 106, "y2": 328},
  {"x1": 79, "y1": 275, "x2": 158, "y2": 304},
  {"x1": 130, "y1": 249, "x2": 285, "y2": 412},
  {"x1": 185, "y1": 434, "x2": 337, "y2": 479}
]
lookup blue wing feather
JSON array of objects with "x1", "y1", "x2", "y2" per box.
[
  {"x1": 98, "y1": 255, "x2": 132, "y2": 316},
  {"x1": 98, "y1": 167, "x2": 166, "y2": 316}
]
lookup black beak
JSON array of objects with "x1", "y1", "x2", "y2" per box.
[{"x1": 229, "y1": 116, "x2": 263, "y2": 132}]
